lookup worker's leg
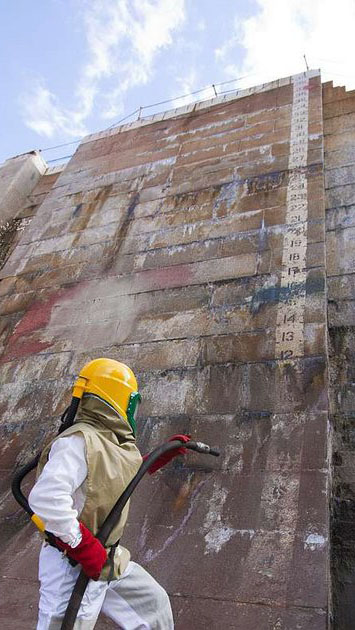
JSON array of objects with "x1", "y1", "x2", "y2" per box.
[
  {"x1": 36, "y1": 544, "x2": 108, "y2": 630},
  {"x1": 101, "y1": 561, "x2": 174, "y2": 630}
]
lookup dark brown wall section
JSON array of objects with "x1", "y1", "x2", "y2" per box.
[{"x1": 324, "y1": 80, "x2": 355, "y2": 630}]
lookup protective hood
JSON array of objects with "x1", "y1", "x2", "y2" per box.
[{"x1": 75, "y1": 394, "x2": 136, "y2": 446}]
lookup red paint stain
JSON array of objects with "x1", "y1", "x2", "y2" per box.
[
  {"x1": 1, "y1": 285, "x2": 78, "y2": 364},
  {"x1": 13, "y1": 292, "x2": 60, "y2": 337},
  {"x1": 143, "y1": 264, "x2": 192, "y2": 291},
  {"x1": 2, "y1": 338, "x2": 53, "y2": 363}
]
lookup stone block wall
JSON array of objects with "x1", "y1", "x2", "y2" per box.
[
  {"x1": 0, "y1": 71, "x2": 330, "y2": 629},
  {"x1": 323, "y1": 80, "x2": 355, "y2": 629}
]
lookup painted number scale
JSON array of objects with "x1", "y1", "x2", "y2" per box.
[{"x1": 275, "y1": 74, "x2": 309, "y2": 361}]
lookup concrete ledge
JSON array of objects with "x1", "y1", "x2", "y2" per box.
[
  {"x1": 0, "y1": 151, "x2": 48, "y2": 224},
  {"x1": 80, "y1": 70, "x2": 321, "y2": 146}
]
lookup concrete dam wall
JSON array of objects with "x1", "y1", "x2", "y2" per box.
[{"x1": 0, "y1": 69, "x2": 354, "y2": 629}]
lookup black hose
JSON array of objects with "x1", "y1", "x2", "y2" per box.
[
  {"x1": 11, "y1": 453, "x2": 41, "y2": 516},
  {"x1": 61, "y1": 439, "x2": 219, "y2": 630},
  {"x1": 58, "y1": 397, "x2": 81, "y2": 435}
]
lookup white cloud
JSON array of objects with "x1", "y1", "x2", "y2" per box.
[
  {"x1": 196, "y1": 19, "x2": 206, "y2": 32},
  {"x1": 172, "y1": 69, "x2": 199, "y2": 107},
  {"x1": 21, "y1": 79, "x2": 88, "y2": 139},
  {"x1": 21, "y1": 0, "x2": 185, "y2": 138},
  {"x1": 215, "y1": 36, "x2": 238, "y2": 63},
  {"x1": 215, "y1": 0, "x2": 355, "y2": 91},
  {"x1": 170, "y1": 69, "x2": 215, "y2": 109}
]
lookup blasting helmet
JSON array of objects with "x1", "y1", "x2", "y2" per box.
[{"x1": 72, "y1": 358, "x2": 141, "y2": 435}]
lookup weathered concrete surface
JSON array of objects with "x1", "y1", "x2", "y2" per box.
[
  {"x1": 0, "y1": 71, "x2": 330, "y2": 629},
  {"x1": 0, "y1": 152, "x2": 47, "y2": 225},
  {"x1": 0, "y1": 162, "x2": 63, "y2": 272},
  {"x1": 324, "y1": 80, "x2": 355, "y2": 629}
]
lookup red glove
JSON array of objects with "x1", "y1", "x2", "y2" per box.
[
  {"x1": 54, "y1": 522, "x2": 107, "y2": 580},
  {"x1": 144, "y1": 434, "x2": 190, "y2": 474}
]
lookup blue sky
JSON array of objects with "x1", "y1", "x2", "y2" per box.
[{"x1": 1, "y1": 0, "x2": 355, "y2": 165}]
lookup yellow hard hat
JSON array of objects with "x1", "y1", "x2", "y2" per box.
[{"x1": 73, "y1": 358, "x2": 141, "y2": 435}]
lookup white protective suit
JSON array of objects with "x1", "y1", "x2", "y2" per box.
[{"x1": 29, "y1": 433, "x2": 174, "y2": 630}]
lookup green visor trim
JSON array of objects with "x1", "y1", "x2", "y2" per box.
[{"x1": 126, "y1": 391, "x2": 141, "y2": 436}]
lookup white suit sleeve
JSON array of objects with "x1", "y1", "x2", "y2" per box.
[{"x1": 28, "y1": 434, "x2": 87, "y2": 547}]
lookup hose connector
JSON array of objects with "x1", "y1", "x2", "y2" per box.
[{"x1": 31, "y1": 513, "x2": 46, "y2": 532}]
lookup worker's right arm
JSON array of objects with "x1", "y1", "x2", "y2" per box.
[
  {"x1": 29, "y1": 433, "x2": 108, "y2": 579},
  {"x1": 28, "y1": 434, "x2": 87, "y2": 548}
]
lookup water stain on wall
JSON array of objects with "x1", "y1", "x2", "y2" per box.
[{"x1": 104, "y1": 192, "x2": 140, "y2": 271}]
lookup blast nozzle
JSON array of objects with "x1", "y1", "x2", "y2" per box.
[{"x1": 185, "y1": 440, "x2": 220, "y2": 457}]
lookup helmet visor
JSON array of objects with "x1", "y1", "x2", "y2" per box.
[{"x1": 126, "y1": 392, "x2": 141, "y2": 436}]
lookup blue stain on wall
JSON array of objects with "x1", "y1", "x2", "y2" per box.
[{"x1": 250, "y1": 275, "x2": 324, "y2": 314}]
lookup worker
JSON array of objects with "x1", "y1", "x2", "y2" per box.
[{"x1": 29, "y1": 358, "x2": 188, "y2": 630}]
